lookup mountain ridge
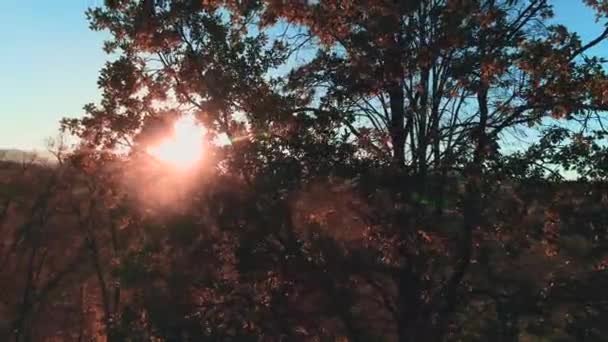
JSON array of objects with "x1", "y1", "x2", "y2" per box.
[{"x1": 0, "y1": 149, "x2": 52, "y2": 163}]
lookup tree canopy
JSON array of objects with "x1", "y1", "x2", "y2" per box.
[{"x1": 1, "y1": 0, "x2": 608, "y2": 341}]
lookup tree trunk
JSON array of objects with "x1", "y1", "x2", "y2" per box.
[
  {"x1": 13, "y1": 247, "x2": 38, "y2": 342},
  {"x1": 437, "y1": 83, "x2": 490, "y2": 339},
  {"x1": 389, "y1": 83, "x2": 406, "y2": 167}
]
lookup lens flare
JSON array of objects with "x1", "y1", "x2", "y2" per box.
[{"x1": 146, "y1": 115, "x2": 206, "y2": 168}]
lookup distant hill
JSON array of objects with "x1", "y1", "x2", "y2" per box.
[{"x1": 0, "y1": 149, "x2": 52, "y2": 164}]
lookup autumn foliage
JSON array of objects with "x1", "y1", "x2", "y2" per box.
[{"x1": 2, "y1": 0, "x2": 608, "y2": 341}]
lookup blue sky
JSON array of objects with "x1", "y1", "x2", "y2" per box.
[
  {"x1": 0, "y1": 1, "x2": 108, "y2": 150},
  {"x1": 0, "y1": 1, "x2": 606, "y2": 151}
]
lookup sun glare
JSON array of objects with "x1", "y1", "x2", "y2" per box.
[{"x1": 146, "y1": 116, "x2": 206, "y2": 168}]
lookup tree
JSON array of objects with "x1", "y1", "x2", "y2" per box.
[
  {"x1": 45, "y1": 0, "x2": 608, "y2": 341},
  {"x1": 252, "y1": 0, "x2": 608, "y2": 340}
]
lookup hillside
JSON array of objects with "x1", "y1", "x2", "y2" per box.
[{"x1": 0, "y1": 149, "x2": 52, "y2": 164}]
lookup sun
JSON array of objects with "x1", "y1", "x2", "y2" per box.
[{"x1": 146, "y1": 115, "x2": 207, "y2": 168}]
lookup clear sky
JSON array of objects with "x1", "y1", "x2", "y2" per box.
[
  {"x1": 0, "y1": 1, "x2": 605, "y2": 151},
  {"x1": 0, "y1": 1, "x2": 108, "y2": 150}
]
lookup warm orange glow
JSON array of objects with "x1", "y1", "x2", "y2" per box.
[{"x1": 146, "y1": 115, "x2": 206, "y2": 168}]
